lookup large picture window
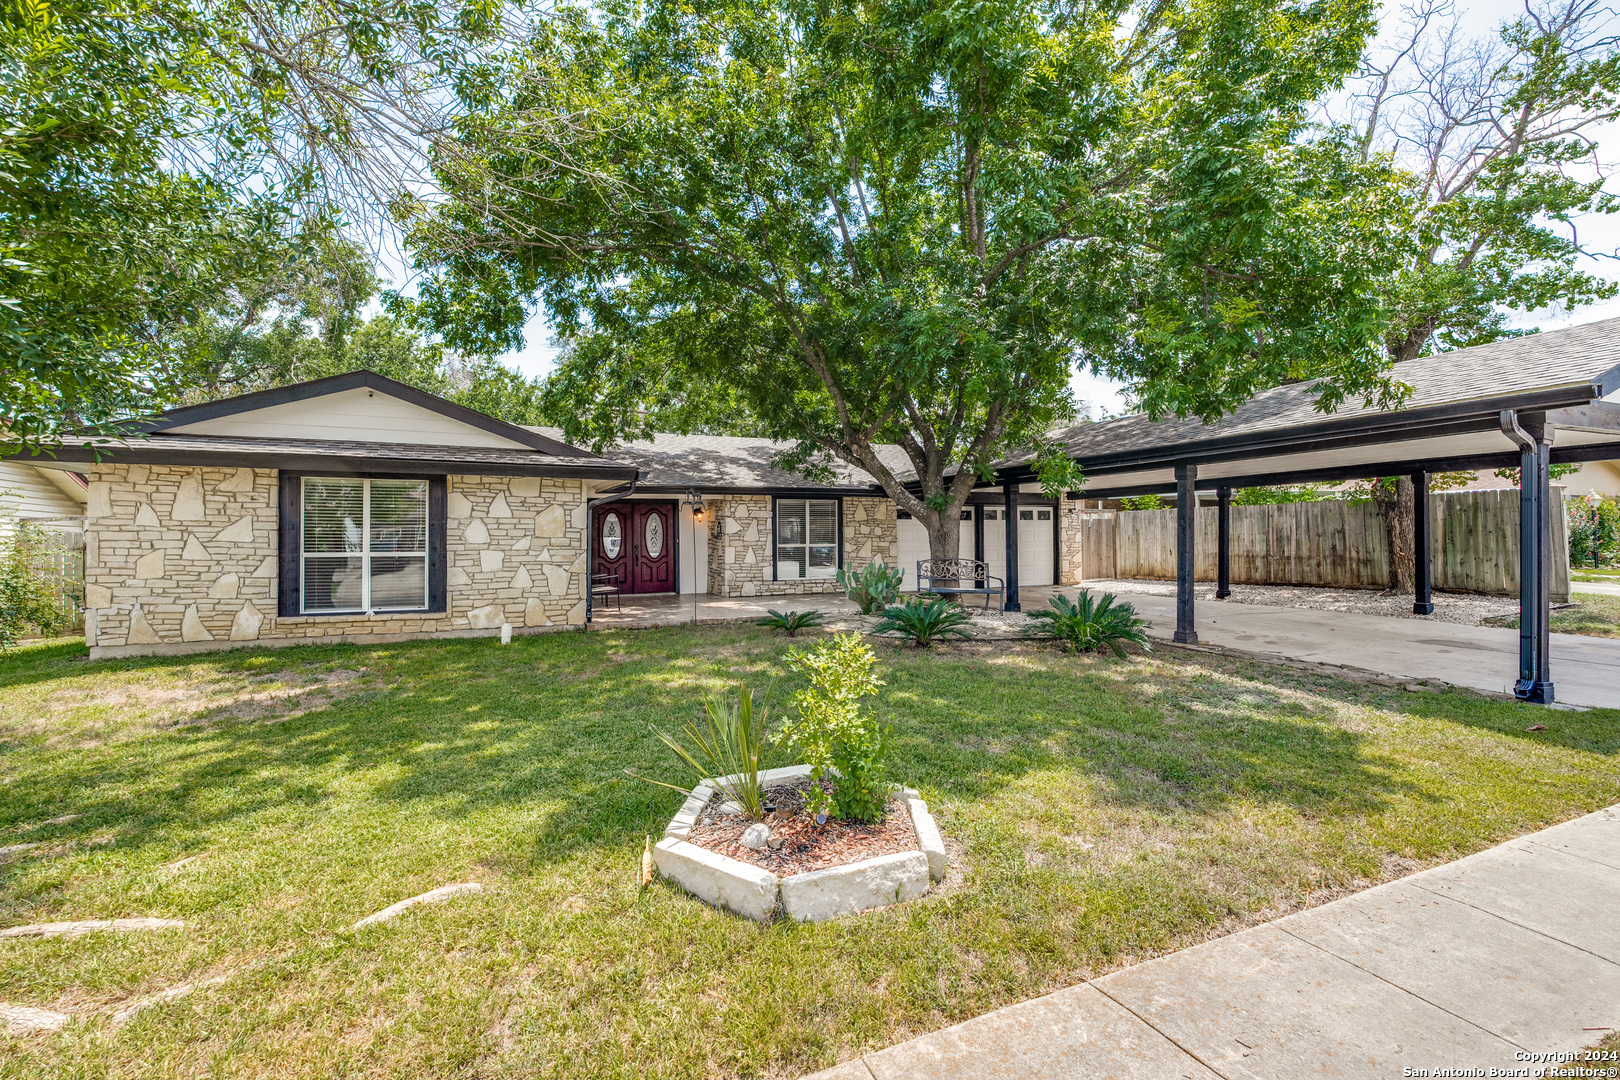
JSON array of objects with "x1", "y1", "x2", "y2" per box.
[
  {"x1": 775, "y1": 498, "x2": 839, "y2": 580},
  {"x1": 300, "y1": 477, "x2": 430, "y2": 613}
]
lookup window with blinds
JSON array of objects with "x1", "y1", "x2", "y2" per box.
[
  {"x1": 775, "y1": 498, "x2": 838, "y2": 580},
  {"x1": 301, "y1": 477, "x2": 429, "y2": 613}
]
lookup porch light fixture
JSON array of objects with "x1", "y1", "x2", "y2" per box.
[{"x1": 682, "y1": 491, "x2": 705, "y2": 624}]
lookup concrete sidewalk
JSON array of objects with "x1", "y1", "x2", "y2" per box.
[
  {"x1": 1573, "y1": 579, "x2": 1620, "y2": 597},
  {"x1": 810, "y1": 804, "x2": 1620, "y2": 1080},
  {"x1": 1115, "y1": 590, "x2": 1620, "y2": 709}
]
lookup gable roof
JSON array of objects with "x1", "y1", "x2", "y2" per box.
[{"x1": 142, "y1": 370, "x2": 597, "y2": 457}]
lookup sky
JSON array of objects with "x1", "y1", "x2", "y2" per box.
[{"x1": 447, "y1": 0, "x2": 1620, "y2": 420}]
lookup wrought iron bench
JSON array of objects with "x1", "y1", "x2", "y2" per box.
[{"x1": 915, "y1": 559, "x2": 1005, "y2": 610}]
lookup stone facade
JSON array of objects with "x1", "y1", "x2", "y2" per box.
[
  {"x1": 83, "y1": 464, "x2": 588, "y2": 657},
  {"x1": 703, "y1": 494, "x2": 898, "y2": 598},
  {"x1": 1058, "y1": 498, "x2": 1084, "y2": 585}
]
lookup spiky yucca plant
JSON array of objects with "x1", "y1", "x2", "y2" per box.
[
  {"x1": 1025, "y1": 591, "x2": 1151, "y2": 658},
  {"x1": 873, "y1": 596, "x2": 973, "y2": 647}
]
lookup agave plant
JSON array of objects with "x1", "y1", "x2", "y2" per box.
[
  {"x1": 873, "y1": 595, "x2": 973, "y2": 647},
  {"x1": 645, "y1": 682, "x2": 775, "y2": 819},
  {"x1": 1025, "y1": 591, "x2": 1152, "y2": 658},
  {"x1": 836, "y1": 560, "x2": 905, "y2": 614},
  {"x1": 756, "y1": 608, "x2": 825, "y2": 637}
]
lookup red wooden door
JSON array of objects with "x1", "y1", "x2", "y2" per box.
[
  {"x1": 630, "y1": 503, "x2": 675, "y2": 593},
  {"x1": 594, "y1": 506, "x2": 631, "y2": 591}
]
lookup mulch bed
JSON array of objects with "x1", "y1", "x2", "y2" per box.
[{"x1": 685, "y1": 780, "x2": 919, "y2": 876}]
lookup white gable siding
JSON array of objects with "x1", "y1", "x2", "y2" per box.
[
  {"x1": 0, "y1": 461, "x2": 86, "y2": 522},
  {"x1": 166, "y1": 387, "x2": 533, "y2": 449}
]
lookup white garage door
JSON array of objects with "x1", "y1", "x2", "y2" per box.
[
  {"x1": 979, "y1": 506, "x2": 1054, "y2": 587},
  {"x1": 896, "y1": 511, "x2": 978, "y2": 591}
]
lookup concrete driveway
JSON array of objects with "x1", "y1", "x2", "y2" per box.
[
  {"x1": 809, "y1": 805, "x2": 1620, "y2": 1080},
  {"x1": 1100, "y1": 589, "x2": 1620, "y2": 710}
]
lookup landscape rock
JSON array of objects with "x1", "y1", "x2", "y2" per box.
[
  {"x1": 908, "y1": 798, "x2": 948, "y2": 882},
  {"x1": 0, "y1": 918, "x2": 185, "y2": 939},
  {"x1": 653, "y1": 839, "x2": 778, "y2": 922},
  {"x1": 0, "y1": 1003, "x2": 67, "y2": 1034},
  {"x1": 779, "y1": 850, "x2": 930, "y2": 922},
  {"x1": 352, "y1": 882, "x2": 484, "y2": 929},
  {"x1": 741, "y1": 823, "x2": 771, "y2": 850}
]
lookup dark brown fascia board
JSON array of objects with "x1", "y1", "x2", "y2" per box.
[
  {"x1": 128, "y1": 370, "x2": 599, "y2": 458},
  {"x1": 995, "y1": 381, "x2": 1609, "y2": 483},
  {"x1": 1068, "y1": 442, "x2": 1617, "y2": 499},
  {"x1": 633, "y1": 484, "x2": 885, "y2": 497},
  {"x1": 14, "y1": 444, "x2": 638, "y2": 481}
]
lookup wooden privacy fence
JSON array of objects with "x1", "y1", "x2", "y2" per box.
[{"x1": 1082, "y1": 490, "x2": 1569, "y2": 600}]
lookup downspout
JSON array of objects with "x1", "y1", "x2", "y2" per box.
[
  {"x1": 585, "y1": 476, "x2": 639, "y2": 625},
  {"x1": 1499, "y1": 410, "x2": 1554, "y2": 703}
]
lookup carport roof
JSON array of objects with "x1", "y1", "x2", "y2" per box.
[{"x1": 993, "y1": 317, "x2": 1620, "y2": 497}]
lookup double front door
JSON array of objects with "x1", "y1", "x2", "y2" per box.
[{"x1": 594, "y1": 501, "x2": 675, "y2": 593}]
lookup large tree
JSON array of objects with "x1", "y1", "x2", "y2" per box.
[
  {"x1": 1324, "y1": 0, "x2": 1620, "y2": 591},
  {"x1": 404, "y1": 0, "x2": 1404, "y2": 561},
  {"x1": 0, "y1": 0, "x2": 537, "y2": 455}
]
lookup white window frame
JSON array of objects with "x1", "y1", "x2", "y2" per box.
[
  {"x1": 774, "y1": 497, "x2": 840, "y2": 581},
  {"x1": 300, "y1": 477, "x2": 430, "y2": 614}
]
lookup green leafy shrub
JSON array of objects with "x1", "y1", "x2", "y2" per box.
[
  {"x1": 1568, "y1": 496, "x2": 1620, "y2": 567},
  {"x1": 782, "y1": 634, "x2": 891, "y2": 822},
  {"x1": 756, "y1": 608, "x2": 825, "y2": 636},
  {"x1": 873, "y1": 595, "x2": 972, "y2": 647},
  {"x1": 0, "y1": 520, "x2": 74, "y2": 650},
  {"x1": 648, "y1": 682, "x2": 774, "y2": 819},
  {"x1": 836, "y1": 560, "x2": 904, "y2": 614},
  {"x1": 1025, "y1": 591, "x2": 1151, "y2": 658},
  {"x1": 1118, "y1": 494, "x2": 1163, "y2": 511}
]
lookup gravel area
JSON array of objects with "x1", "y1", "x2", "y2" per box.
[
  {"x1": 686, "y1": 781, "x2": 918, "y2": 876},
  {"x1": 1081, "y1": 578, "x2": 1523, "y2": 626}
]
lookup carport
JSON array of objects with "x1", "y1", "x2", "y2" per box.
[{"x1": 988, "y1": 318, "x2": 1620, "y2": 705}]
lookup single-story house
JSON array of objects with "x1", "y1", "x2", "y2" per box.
[{"x1": 8, "y1": 371, "x2": 1083, "y2": 658}]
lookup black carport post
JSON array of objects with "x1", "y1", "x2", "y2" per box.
[
  {"x1": 1412, "y1": 472, "x2": 1434, "y2": 615},
  {"x1": 1501, "y1": 411, "x2": 1554, "y2": 704},
  {"x1": 1174, "y1": 463, "x2": 1198, "y2": 644},
  {"x1": 1215, "y1": 485, "x2": 1232, "y2": 600},
  {"x1": 1002, "y1": 478, "x2": 1020, "y2": 611}
]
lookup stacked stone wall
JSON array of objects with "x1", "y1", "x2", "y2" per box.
[
  {"x1": 84, "y1": 465, "x2": 588, "y2": 657},
  {"x1": 1058, "y1": 498, "x2": 1084, "y2": 585},
  {"x1": 705, "y1": 493, "x2": 898, "y2": 597}
]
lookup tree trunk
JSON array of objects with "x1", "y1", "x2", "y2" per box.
[
  {"x1": 1374, "y1": 476, "x2": 1416, "y2": 593},
  {"x1": 922, "y1": 508, "x2": 962, "y2": 563}
]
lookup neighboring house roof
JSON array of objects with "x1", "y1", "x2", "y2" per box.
[{"x1": 525, "y1": 428, "x2": 914, "y2": 493}]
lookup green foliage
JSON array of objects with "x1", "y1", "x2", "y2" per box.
[
  {"x1": 1568, "y1": 497, "x2": 1620, "y2": 567},
  {"x1": 782, "y1": 635, "x2": 891, "y2": 823},
  {"x1": 1233, "y1": 485, "x2": 1334, "y2": 505},
  {"x1": 873, "y1": 597, "x2": 974, "y2": 648},
  {"x1": 1327, "y1": 1, "x2": 1620, "y2": 365},
  {"x1": 0, "y1": 520, "x2": 72, "y2": 650},
  {"x1": 755, "y1": 609, "x2": 825, "y2": 637},
  {"x1": 1025, "y1": 591, "x2": 1152, "y2": 659},
  {"x1": 651, "y1": 682, "x2": 774, "y2": 820},
  {"x1": 1493, "y1": 463, "x2": 1581, "y2": 486},
  {"x1": 405, "y1": 0, "x2": 1401, "y2": 560},
  {"x1": 1119, "y1": 495, "x2": 1164, "y2": 511},
  {"x1": 836, "y1": 561, "x2": 905, "y2": 615}
]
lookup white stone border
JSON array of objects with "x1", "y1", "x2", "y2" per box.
[{"x1": 652, "y1": 766, "x2": 948, "y2": 922}]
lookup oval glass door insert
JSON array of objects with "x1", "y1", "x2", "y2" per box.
[
  {"x1": 602, "y1": 513, "x2": 622, "y2": 558},
  {"x1": 644, "y1": 512, "x2": 664, "y2": 559}
]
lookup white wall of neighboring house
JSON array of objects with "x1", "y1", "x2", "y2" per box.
[
  {"x1": 1448, "y1": 460, "x2": 1620, "y2": 499},
  {"x1": 0, "y1": 461, "x2": 87, "y2": 528}
]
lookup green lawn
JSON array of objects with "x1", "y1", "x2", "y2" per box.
[
  {"x1": 1493, "y1": 594, "x2": 1620, "y2": 638},
  {"x1": 1, "y1": 627, "x2": 1617, "y2": 1078}
]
